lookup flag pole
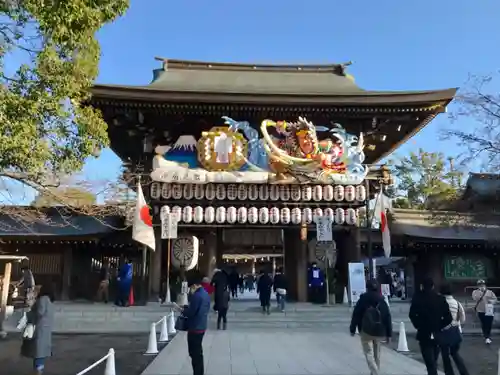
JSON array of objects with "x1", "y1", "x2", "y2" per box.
[
  {"x1": 166, "y1": 237, "x2": 171, "y2": 303},
  {"x1": 365, "y1": 181, "x2": 383, "y2": 280}
]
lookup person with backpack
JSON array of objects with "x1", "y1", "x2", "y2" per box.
[
  {"x1": 472, "y1": 279, "x2": 497, "y2": 344},
  {"x1": 350, "y1": 279, "x2": 392, "y2": 375},
  {"x1": 438, "y1": 283, "x2": 470, "y2": 375}
]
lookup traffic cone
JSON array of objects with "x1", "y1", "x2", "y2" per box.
[
  {"x1": 167, "y1": 311, "x2": 176, "y2": 335},
  {"x1": 104, "y1": 348, "x2": 116, "y2": 375},
  {"x1": 159, "y1": 316, "x2": 169, "y2": 343},
  {"x1": 128, "y1": 287, "x2": 135, "y2": 306},
  {"x1": 343, "y1": 287, "x2": 349, "y2": 305},
  {"x1": 397, "y1": 322, "x2": 409, "y2": 352},
  {"x1": 144, "y1": 323, "x2": 158, "y2": 355}
]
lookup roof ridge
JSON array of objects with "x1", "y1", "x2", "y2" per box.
[{"x1": 154, "y1": 57, "x2": 352, "y2": 75}]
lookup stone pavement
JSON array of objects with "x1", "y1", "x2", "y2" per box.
[{"x1": 142, "y1": 330, "x2": 441, "y2": 375}]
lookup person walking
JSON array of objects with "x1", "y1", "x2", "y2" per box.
[
  {"x1": 181, "y1": 272, "x2": 211, "y2": 375},
  {"x1": 437, "y1": 283, "x2": 470, "y2": 375},
  {"x1": 215, "y1": 285, "x2": 230, "y2": 330},
  {"x1": 21, "y1": 285, "x2": 55, "y2": 375},
  {"x1": 257, "y1": 269, "x2": 273, "y2": 314},
  {"x1": 273, "y1": 267, "x2": 288, "y2": 312},
  {"x1": 228, "y1": 269, "x2": 239, "y2": 299},
  {"x1": 350, "y1": 279, "x2": 392, "y2": 375},
  {"x1": 409, "y1": 277, "x2": 452, "y2": 375},
  {"x1": 472, "y1": 279, "x2": 497, "y2": 344},
  {"x1": 96, "y1": 261, "x2": 110, "y2": 303}
]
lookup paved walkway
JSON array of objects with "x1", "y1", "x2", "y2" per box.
[{"x1": 142, "y1": 330, "x2": 439, "y2": 375}]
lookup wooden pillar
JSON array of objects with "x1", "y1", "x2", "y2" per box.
[
  {"x1": 61, "y1": 247, "x2": 73, "y2": 301},
  {"x1": 149, "y1": 225, "x2": 162, "y2": 299},
  {"x1": 0, "y1": 263, "x2": 12, "y2": 333},
  {"x1": 297, "y1": 225, "x2": 308, "y2": 302},
  {"x1": 284, "y1": 227, "x2": 308, "y2": 302},
  {"x1": 346, "y1": 227, "x2": 362, "y2": 262}
]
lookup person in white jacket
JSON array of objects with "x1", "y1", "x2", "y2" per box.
[
  {"x1": 440, "y1": 283, "x2": 470, "y2": 375},
  {"x1": 472, "y1": 279, "x2": 497, "y2": 344}
]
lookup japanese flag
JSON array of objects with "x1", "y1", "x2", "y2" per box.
[
  {"x1": 132, "y1": 182, "x2": 155, "y2": 251},
  {"x1": 374, "y1": 192, "x2": 391, "y2": 258}
]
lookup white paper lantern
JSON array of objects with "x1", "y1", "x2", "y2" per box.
[
  {"x1": 193, "y1": 206, "x2": 204, "y2": 223},
  {"x1": 301, "y1": 186, "x2": 312, "y2": 201},
  {"x1": 259, "y1": 207, "x2": 269, "y2": 224},
  {"x1": 269, "y1": 185, "x2": 279, "y2": 201},
  {"x1": 312, "y1": 185, "x2": 323, "y2": 201},
  {"x1": 172, "y1": 206, "x2": 182, "y2": 221},
  {"x1": 259, "y1": 186, "x2": 269, "y2": 200},
  {"x1": 269, "y1": 207, "x2": 280, "y2": 224},
  {"x1": 237, "y1": 207, "x2": 247, "y2": 224},
  {"x1": 183, "y1": 185, "x2": 194, "y2": 200},
  {"x1": 291, "y1": 208, "x2": 302, "y2": 224},
  {"x1": 182, "y1": 206, "x2": 193, "y2": 223},
  {"x1": 248, "y1": 185, "x2": 259, "y2": 200},
  {"x1": 279, "y1": 186, "x2": 290, "y2": 201},
  {"x1": 281, "y1": 208, "x2": 291, "y2": 224},
  {"x1": 215, "y1": 206, "x2": 226, "y2": 224},
  {"x1": 216, "y1": 185, "x2": 226, "y2": 200},
  {"x1": 302, "y1": 208, "x2": 313, "y2": 224},
  {"x1": 194, "y1": 185, "x2": 204, "y2": 200},
  {"x1": 323, "y1": 207, "x2": 334, "y2": 222},
  {"x1": 150, "y1": 182, "x2": 161, "y2": 199},
  {"x1": 161, "y1": 183, "x2": 171, "y2": 199},
  {"x1": 160, "y1": 205, "x2": 170, "y2": 220},
  {"x1": 333, "y1": 185, "x2": 345, "y2": 201},
  {"x1": 226, "y1": 207, "x2": 237, "y2": 224},
  {"x1": 355, "y1": 185, "x2": 367, "y2": 202},
  {"x1": 237, "y1": 185, "x2": 248, "y2": 200},
  {"x1": 291, "y1": 186, "x2": 301, "y2": 201},
  {"x1": 204, "y1": 206, "x2": 215, "y2": 223},
  {"x1": 205, "y1": 184, "x2": 216, "y2": 200},
  {"x1": 248, "y1": 207, "x2": 258, "y2": 224},
  {"x1": 313, "y1": 208, "x2": 323, "y2": 220},
  {"x1": 334, "y1": 208, "x2": 345, "y2": 224},
  {"x1": 345, "y1": 185, "x2": 355, "y2": 202},
  {"x1": 227, "y1": 184, "x2": 238, "y2": 200},
  {"x1": 346, "y1": 208, "x2": 357, "y2": 225},
  {"x1": 323, "y1": 185, "x2": 333, "y2": 201},
  {"x1": 172, "y1": 184, "x2": 182, "y2": 199}
]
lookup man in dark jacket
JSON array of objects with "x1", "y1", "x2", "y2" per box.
[
  {"x1": 273, "y1": 268, "x2": 288, "y2": 312},
  {"x1": 409, "y1": 277, "x2": 452, "y2": 375},
  {"x1": 183, "y1": 272, "x2": 211, "y2": 375},
  {"x1": 350, "y1": 279, "x2": 392, "y2": 375}
]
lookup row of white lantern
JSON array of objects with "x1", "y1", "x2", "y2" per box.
[
  {"x1": 151, "y1": 183, "x2": 367, "y2": 202},
  {"x1": 160, "y1": 206, "x2": 358, "y2": 225}
]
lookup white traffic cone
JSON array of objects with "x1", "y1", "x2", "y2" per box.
[
  {"x1": 104, "y1": 348, "x2": 116, "y2": 375},
  {"x1": 397, "y1": 322, "x2": 409, "y2": 352},
  {"x1": 159, "y1": 316, "x2": 169, "y2": 343},
  {"x1": 144, "y1": 323, "x2": 159, "y2": 355},
  {"x1": 167, "y1": 311, "x2": 176, "y2": 335},
  {"x1": 343, "y1": 287, "x2": 349, "y2": 305}
]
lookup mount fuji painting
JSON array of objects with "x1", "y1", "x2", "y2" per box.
[{"x1": 164, "y1": 135, "x2": 199, "y2": 168}]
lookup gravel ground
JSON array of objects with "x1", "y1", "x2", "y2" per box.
[
  {"x1": 390, "y1": 334, "x2": 499, "y2": 375},
  {"x1": 0, "y1": 333, "x2": 168, "y2": 375}
]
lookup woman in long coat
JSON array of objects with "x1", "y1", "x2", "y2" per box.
[
  {"x1": 257, "y1": 270, "x2": 273, "y2": 314},
  {"x1": 21, "y1": 285, "x2": 55, "y2": 374}
]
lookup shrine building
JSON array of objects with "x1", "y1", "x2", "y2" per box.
[{"x1": 89, "y1": 58, "x2": 456, "y2": 301}]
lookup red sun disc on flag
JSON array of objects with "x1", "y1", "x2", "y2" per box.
[{"x1": 140, "y1": 206, "x2": 153, "y2": 227}]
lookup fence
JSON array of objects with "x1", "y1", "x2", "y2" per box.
[{"x1": 76, "y1": 348, "x2": 115, "y2": 375}]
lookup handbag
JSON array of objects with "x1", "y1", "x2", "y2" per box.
[
  {"x1": 485, "y1": 303, "x2": 495, "y2": 317},
  {"x1": 276, "y1": 288, "x2": 287, "y2": 296},
  {"x1": 22, "y1": 323, "x2": 35, "y2": 339},
  {"x1": 175, "y1": 314, "x2": 189, "y2": 331},
  {"x1": 435, "y1": 324, "x2": 462, "y2": 347}
]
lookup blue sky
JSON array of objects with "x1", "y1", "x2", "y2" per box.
[{"x1": 6, "y1": 0, "x2": 500, "y2": 202}]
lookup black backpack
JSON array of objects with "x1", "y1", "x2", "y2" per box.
[{"x1": 361, "y1": 302, "x2": 386, "y2": 337}]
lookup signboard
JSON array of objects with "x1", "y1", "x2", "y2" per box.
[
  {"x1": 314, "y1": 216, "x2": 333, "y2": 242},
  {"x1": 444, "y1": 256, "x2": 489, "y2": 280},
  {"x1": 381, "y1": 284, "x2": 391, "y2": 297},
  {"x1": 161, "y1": 213, "x2": 178, "y2": 239},
  {"x1": 348, "y1": 262, "x2": 366, "y2": 306}
]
